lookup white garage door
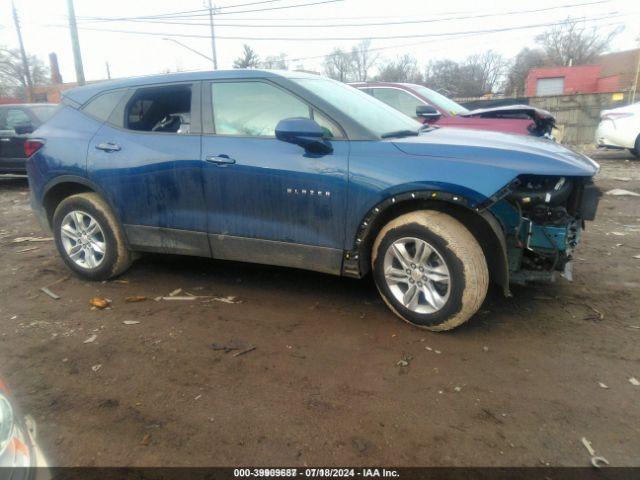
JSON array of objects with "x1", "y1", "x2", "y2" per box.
[{"x1": 536, "y1": 77, "x2": 564, "y2": 96}]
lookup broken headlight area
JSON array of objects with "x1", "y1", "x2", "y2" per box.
[{"x1": 490, "y1": 175, "x2": 600, "y2": 285}]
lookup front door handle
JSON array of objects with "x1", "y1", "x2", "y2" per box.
[
  {"x1": 95, "y1": 142, "x2": 121, "y2": 152},
  {"x1": 205, "y1": 154, "x2": 236, "y2": 166}
]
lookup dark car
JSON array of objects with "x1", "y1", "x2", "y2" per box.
[
  {"x1": 0, "y1": 104, "x2": 58, "y2": 174},
  {"x1": 351, "y1": 82, "x2": 556, "y2": 137},
  {"x1": 27, "y1": 70, "x2": 599, "y2": 331}
]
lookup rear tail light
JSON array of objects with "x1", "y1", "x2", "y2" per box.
[
  {"x1": 24, "y1": 139, "x2": 44, "y2": 157},
  {"x1": 601, "y1": 112, "x2": 633, "y2": 121}
]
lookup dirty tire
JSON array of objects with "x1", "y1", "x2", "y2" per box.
[
  {"x1": 52, "y1": 192, "x2": 132, "y2": 280},
  {"x1": 371, "y1": 210, "x2": 488, "y2": 331}
]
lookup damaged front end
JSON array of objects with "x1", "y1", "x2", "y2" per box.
[
  {"x1": 488, "y1": 174, "x2": 601, "y2": 287},
  {"x1": 461, "y1": 105, "x2": 556, "y2": 137}
]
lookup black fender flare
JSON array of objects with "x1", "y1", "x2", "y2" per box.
[{"x1": 342, "y1": 189, "x2": 511, "y2": 295}]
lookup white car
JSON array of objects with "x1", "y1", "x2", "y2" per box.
[{"x1": 595, "y1": 102, "x2": 640, "y2": 158}]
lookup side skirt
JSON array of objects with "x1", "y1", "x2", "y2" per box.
[
  {"x1": 124, "y1": 225, "x2": 211, "y2": 257},
  {"x1": 123, "y1": 225, "x2": 344, "y2": 275},
  {"x1": 208, "y1": 234, "x2": 343, "y2": 275}
]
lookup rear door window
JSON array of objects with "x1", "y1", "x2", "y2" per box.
[{"x1": 123, "y1": 84, "x2": 192, "y2": 134}]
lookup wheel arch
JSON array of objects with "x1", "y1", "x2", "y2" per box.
[
  {"x1": 343, "y1": 190, "x2": 511, "y2": 295},
  {"x1": 42, "y1": 176, "x2": 121, "y2": 229}
]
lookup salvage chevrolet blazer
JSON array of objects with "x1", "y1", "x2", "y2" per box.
[{"x1": 26, "y1": 70, "x2": 600, "y2": 331}]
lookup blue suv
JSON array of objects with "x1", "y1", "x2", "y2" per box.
[{"x1": 27, "y1": 70, "x2": 600, "y2": 331}]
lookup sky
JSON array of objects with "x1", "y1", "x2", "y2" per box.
[{"x1": 1, "y1": 0, "x2": 639, "y2": 84}]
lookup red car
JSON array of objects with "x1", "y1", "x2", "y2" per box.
[{"x1": 351, "y1": 82, "x2": 556, "y2": 137}]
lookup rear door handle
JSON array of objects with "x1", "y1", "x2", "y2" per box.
[
  {"x1": 95, "y1": 142, "x2": 121, "y2": 152},
  {"x1": 205, "y1": 154, "x2": 236, "y2": 166}
]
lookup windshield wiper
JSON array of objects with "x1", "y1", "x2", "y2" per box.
[{"x1": 380, "y1": 129, "x2": 420, "y2": 139}]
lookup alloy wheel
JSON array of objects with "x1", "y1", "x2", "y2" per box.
[
  {"x1": 59, "y1": 210, "x2": 106, "y2": 269},
  {"x1": 382, "y1": 237, "x2": 451, "y2": 314}
]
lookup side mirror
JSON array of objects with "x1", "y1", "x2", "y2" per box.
[
  {"x1": 416, "y1": 105, "x2": 442, "y2": 121},
  {"x1": 275, "y1": 117, "x2": 333, "y2": 154},
  {"x1": 14, "y1": 122, "x2": 34, "y2": 135}
]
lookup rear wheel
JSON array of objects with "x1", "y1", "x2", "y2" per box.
[
  {"x1": 371, "y1": 210, "x2": 489, "y2": 331},
  {"x1": 53, "y1": 193, "x2": 132, "y2": 280}
]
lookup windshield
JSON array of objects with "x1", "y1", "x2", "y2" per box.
[
  {"x1": 293, "y1": 78, "x2": 421, "y2": 138},
  {"x1": 410, "y1": 85, "x2": 469, "y2": 116}
]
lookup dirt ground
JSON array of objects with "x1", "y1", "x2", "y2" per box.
[{"x1": 0, "y1": 151, "x2": 639, "y2": 467}]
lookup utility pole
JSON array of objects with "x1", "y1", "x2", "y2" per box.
[
  {"x1": 105, "y1": 61, "x2": 111, "y2": 80},
  {"x1": 631, "y1": 36, "x2": 640, "y2": 104},
  {"x1": 66, "y1": 0, "x2": 85, "y2": 85},
  {"x1": 11, "y1": 1, "x2": 33, "y2": 102},
  {"x1": 207, "y1": 0, "x2": 218, "y2": 70}
]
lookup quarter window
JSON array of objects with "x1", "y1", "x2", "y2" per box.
[
  {"x1": 82, "y1": 90, "x2": 127, "y2": 122},
  {"x1": 371, "y1": 88, "x2": 422, "y2": 118},
  {"x1": 211, "y1": 81, "x2": 343, "y2": 138}
]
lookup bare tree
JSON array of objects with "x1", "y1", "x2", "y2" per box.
[
  {"x1": 504, "y1": 48, "x2": 546, "y2": 96},
  {"x1": 536, "y1": 18, "x2": 623, "y2": 66},
  {"x1": 0, "y1": 47, "x2": 49, "y2": 98},
  {"x1": 351, "y1": 40, "x2": 378, "y2": 82},
  {"x1": 261, "y1": 53, "x2": 288, "y2": 70},
  {"x1": 463, "y1": 50, "x2": 508, "y2": 94},
  {"x1": 375, "y1": 55, "x2": 422, "y2": 83},
  {"x1": 424, "y1": 51, "x2": 508, "y2": 97},
  {"x1": 424, "y1": 59, "x2": 462, "y2": 96},
  {"x1": 233, "y1": 44, "x2": 261, "y2": 69},
  {"x1": 323, "y1": 48, "x2": 354, "y2": 82}
]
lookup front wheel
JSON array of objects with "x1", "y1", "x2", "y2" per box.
[
  {"x1": 371, "y1": 210, "x2": 489, "y2": 331},
  {"x1": 53, "y1": 192, "x2": 133, "y2": 280}
]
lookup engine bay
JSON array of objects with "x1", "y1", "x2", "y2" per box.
[{"x1": 491, "y1": 175, "x2": 600, "y2": 284}]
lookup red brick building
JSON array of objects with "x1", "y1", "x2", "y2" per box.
[{"x1": 525, "y1": 48, "x2": 640, "y2": 96}]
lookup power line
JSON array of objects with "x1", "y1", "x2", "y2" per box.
[
  {"x1": 78, "y1": 0, "x2": 344, "y2": 22},
  {"x1": 76, "y1": 0, "x2": 291, "y2": 22},
  {"x1": 60, "y1": 13, "x2": 625, "y2": 42},
  {"x1": 285, "y1": 18, "x2": 629, "y2": 63},
  {"x1": 79, "y1": 0, "x2": 612, "y2": 28}
]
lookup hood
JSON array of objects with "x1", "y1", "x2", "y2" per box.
[
  {"x1": 391, "y1": 127, "x2": 599, "y2": 177},
  {"x1": 461, "y1": 104, "x2": 556, "y2": 134}
]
